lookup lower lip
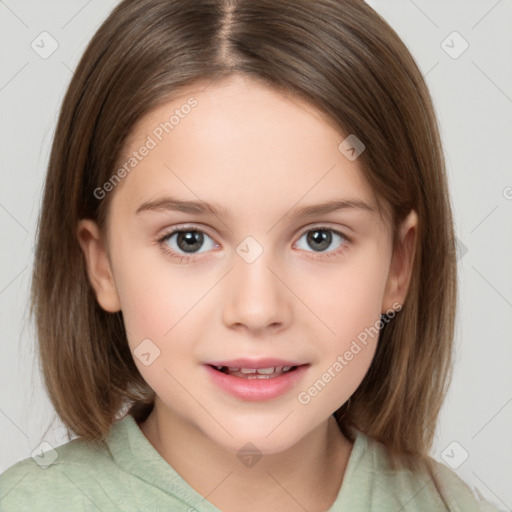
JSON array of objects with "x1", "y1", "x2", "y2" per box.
[{"x1": 203, "y1": 364, "x2": 309, "y2": 401}]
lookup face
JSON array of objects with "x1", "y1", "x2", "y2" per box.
[{"x1": 78, "y1": 75, "x2": 416, "y2": 455}]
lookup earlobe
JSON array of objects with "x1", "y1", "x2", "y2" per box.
[
  {"x1": 77, "y1": 219, "x2": 121, "y2": 313},
  {"x1": 382, "y1": 209, "x2": 418, "y2": 314}
]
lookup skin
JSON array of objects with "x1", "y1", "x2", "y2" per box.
[{"x1": 78, "y1": 75, "x2": 417, "y2": 512}]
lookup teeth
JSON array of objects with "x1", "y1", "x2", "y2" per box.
[
  {"x1": 238, "y1": 367, "x2": 283, "y2": 374},
  {"x1": 256, "y1": 367, "x2": 275, "y2": 375},
  {"x1": 239, "y1": 368, "x2": 257, "y2": 374},
  {"x1": 213, "y1": 365, "x2": 297, "y2": 377}
]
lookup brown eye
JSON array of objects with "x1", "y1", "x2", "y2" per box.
[
  {"x1": 176, "y1": 231, "x2": 204, "y2": 253},
  {"x1": 161, "y1": 229, "x2": 218, "y2": 255},
  {"x1": 296, "y1": 227, "x2": 347, "y2": 253},
  {"x1": 306, "y1": 230, "x2": 332, "y2": 252}
]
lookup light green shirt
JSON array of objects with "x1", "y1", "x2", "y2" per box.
[{"x1": 0, "y1": 414, "x2": 500, "y2": 511}]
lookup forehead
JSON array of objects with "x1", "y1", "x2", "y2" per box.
[{"x1": 109, "y1": 75, "x2": 380, "y2": 221}]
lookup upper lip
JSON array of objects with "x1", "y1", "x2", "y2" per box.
[{"x1": 205, "y1": 358, "x2": 307, "y2": 369}]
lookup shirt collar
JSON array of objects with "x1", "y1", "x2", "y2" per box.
[{"x1": 107, "y1": 413, "x2": 371, "y2": 511}]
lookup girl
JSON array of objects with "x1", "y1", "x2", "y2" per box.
[{"x1": 0, "y1": 0, "x2": 501, "y2": 510}]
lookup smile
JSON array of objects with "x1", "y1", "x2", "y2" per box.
[
  {"x1": 204, "y1": 362, "x2": 310, "y2": 401},
  {"x1": 213, "y1": 366, "x2": 296, "y2": 379}
]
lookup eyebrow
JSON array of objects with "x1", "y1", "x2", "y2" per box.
[
  {"x1": 136, "y1": 197, "x2": 231, "y2": 217},
  {"x1": 293, "y1": 198, "x2": 376, "y2": 216},
  {"x1": 135, "y1": 196, "x2": 376, "y2": 218}
]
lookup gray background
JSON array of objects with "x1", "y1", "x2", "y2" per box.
[{"x1": 1, "y1": 1, "x2": 511, "y2": 510}]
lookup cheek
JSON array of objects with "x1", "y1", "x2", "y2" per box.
[
  {"x1": 302, "y1": 243, "x2": 390, "y2": 343},
  {"x1": 113, "y1": 259, "x2": 206, "y2": 402},
  {"x1": 110, "y1": 240, "x2": 227, "y2": 385},
  {"x1": 294, "y1": 246, "x2": 390, "y2": 403},
  {"x1": 109, "y1": 239, "x2": 195, "y2": 350}
]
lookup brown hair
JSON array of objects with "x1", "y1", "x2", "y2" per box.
[{"x1": 33, "y1": 0, "x2": 456, "y2": 483}]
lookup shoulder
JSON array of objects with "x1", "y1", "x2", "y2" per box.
[
  {"x1": 0, "y1": 435, "x2": 122, "y2": 512},
  {"x1": 346, "y1": 429, "x2": 502, "y2": 512},
  {"x1": 431, "y1": 460, "x2": 503, "y2": 512}
]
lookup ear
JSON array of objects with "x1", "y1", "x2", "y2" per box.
[
  {"x1": 381, "y1": 209, "x2": 418, "y2": 313},
  {"x1": 77, "y1": 219, "x2": 121, "y2": 313}
]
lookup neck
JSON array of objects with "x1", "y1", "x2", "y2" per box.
[{"x1": 138, "y1": 401, "x2": 353, "y2": 512}]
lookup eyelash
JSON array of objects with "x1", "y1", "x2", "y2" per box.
[{"x1": 156, "y1": 225, "x2": 351, "y2": 263}]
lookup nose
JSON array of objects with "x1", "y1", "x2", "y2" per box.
[{"x1": 221, "y1": 251, "x2": 292, "y2": 335}]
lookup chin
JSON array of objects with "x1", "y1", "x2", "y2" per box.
[{"x1": 204, "y1": 413, "x2": 314, "y2": 455}]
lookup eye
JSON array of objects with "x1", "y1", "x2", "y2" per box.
[
  {"x1": 295, "y1": 227, "x2": 348, "y2": 255},
  {"x1": 159, "y1": 228, "x2": 218, "y2": 257}
]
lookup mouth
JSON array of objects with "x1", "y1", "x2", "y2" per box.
[
  {"x1": 208, "y1": 365, "x2": 300, "y2": 379},
  {"x1": 203, "y1": 359, "x2": 310, "y2": 401}
]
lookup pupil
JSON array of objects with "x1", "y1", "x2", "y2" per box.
[
  {"x1": 308, "y1": 230, "x2": 331, "y2": 251},
  {"x1": 177, "y1": 231, "x2": 204, "y2": 253}
]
